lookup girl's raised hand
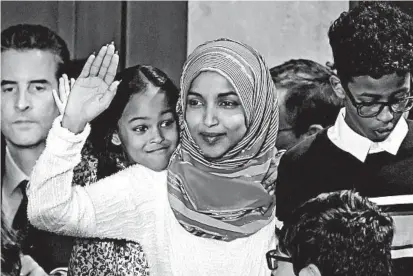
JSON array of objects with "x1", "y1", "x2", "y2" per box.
[{"x1": 62, "y1": 42, "x2": 120, "y2": 133}]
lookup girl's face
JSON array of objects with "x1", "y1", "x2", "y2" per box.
[
  {"x1": 116, "y1": 85, "x2": 179, "y2": 171},
  {"x1": 185, "y1": 71, "x2": 247, "y2": 159}
]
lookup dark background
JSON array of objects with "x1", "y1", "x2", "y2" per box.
[{"x1": 1, "y1": 1, "x2": 188, "y2": 85}]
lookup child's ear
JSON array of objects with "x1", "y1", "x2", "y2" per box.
[
  {"x1": 330, "y1": 75, "x2": 346, "y2": 99},
  {"x1": 111, "y1": 132, "x2": 122, "y2": 146}
]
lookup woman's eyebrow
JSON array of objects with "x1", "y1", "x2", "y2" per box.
[{"x1": 217, "y1": 91, "x2": 238, "y2": 98}]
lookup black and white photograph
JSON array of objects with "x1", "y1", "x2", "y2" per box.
[{"x1": 1, "y1": 1, "x2": 413, "y2": 276}]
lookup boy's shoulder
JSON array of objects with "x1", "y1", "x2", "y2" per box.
[
  {"x1": 282, "y1": 128, "x2": 329, "y2": 163},
  {"x1": 400, "y1": 119, "x2": 413, "y2": 150}
]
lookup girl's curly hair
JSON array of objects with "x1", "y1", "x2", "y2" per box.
[{"x1": 328, "y1": 1, "x2": 413, "y2": 84}]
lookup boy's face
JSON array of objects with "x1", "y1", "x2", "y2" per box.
[{"x1": 343, "y1": 72, "x2": 410, "y2": 142}]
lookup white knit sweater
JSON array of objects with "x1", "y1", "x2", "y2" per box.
[{"x1": 27, "y1": 117, "x2": 277, "y2": 276}]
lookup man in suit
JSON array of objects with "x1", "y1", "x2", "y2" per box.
[{"x1": 1, "y1": 24, "x2": 74, "y2": 275}]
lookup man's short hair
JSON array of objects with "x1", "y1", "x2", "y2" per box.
[
  {"x1": 271, "y1": 59, "x2": 334, "y2": 88},
  {"x1": 1, "y1": 24, "x2": 70, "y2": 78},
  {"x1": 270, "y1": 59, "x2": 343, "y2": 136},
  {"x1": 328, "y1": 1, "x2": 413, "y2": 84},
  {"x1": 280, "y1": 190, "x2": 394, "y2": 276}
]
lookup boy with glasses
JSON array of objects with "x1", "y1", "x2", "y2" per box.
[
  {"x1": 268, "y1": 190, "x2": 393, "y2": 276},
  {"x1": 276, "y1": 2, "x2": 413, "y2": 275}
]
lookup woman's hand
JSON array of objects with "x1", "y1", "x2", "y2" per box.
[{"x1": 62, "y1": 42, "x2": 120, "y2": 134}]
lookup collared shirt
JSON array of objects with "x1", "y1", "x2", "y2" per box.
[
  {"x1": 327, "y1": 108, "x2": 408, "y2": 163},
  {"x1": 2, "y1": 147, "x2": 29, "y2": 226}
]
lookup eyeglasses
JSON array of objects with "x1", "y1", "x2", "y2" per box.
[
  {"x1": 266, "y1": 248, "x2": 292, "y2": 270},
  {"x1": 344, "y1": 88, "x2": 413, "y2": 118}
]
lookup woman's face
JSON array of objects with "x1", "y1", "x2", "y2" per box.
[
  {"x1": 117, "y1": 85, "x2": 179, "y2": 171},
  {"x1": 185, "y1": 71, "x2": 247, "y2": 159}
]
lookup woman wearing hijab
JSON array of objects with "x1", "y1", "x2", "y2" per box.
[{"x1": 27, "y1": 39, "x2": 279, "y2": 276}]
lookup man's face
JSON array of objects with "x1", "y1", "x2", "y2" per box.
[
  {"x1": 343, "y1": 72, "x2": 410, "y2": 142},
  {"x1": 1, "y1": 49, "x2": 60, "y2": 148}
]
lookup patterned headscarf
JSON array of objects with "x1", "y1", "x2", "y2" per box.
[{"x1": 167, "y1": 38, "x2": 279, "y2": 241}]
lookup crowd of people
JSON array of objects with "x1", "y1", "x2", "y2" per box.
[{"x1": 1, "y1": 2, "x2": 412, "y2": 276}]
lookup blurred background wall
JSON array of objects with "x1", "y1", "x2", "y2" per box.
[
  {"x1": 188, "y1": 1, "x2": 347, "y2": 68},
  {"x1": 2, "y1": 1, "x2": 413, "y2": 84}
]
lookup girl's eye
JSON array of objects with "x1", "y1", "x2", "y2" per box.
[
  {"x1": 160, "y1": 119, "x2": 175, "y2": 128},
  {"x1": 133, "y1": 125, "x2": 148, "y2": 133},
  {"x1": 188, "y1": 99, "x2": 202, "y2": 106}
]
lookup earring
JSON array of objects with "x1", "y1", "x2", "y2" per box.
[{"x1": 111, "y1": 133, "x2": 122, "y2": 146}]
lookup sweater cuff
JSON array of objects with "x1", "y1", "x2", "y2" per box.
[{"x1": 45, "y1": 115, "x2": 91, "y2": 156}]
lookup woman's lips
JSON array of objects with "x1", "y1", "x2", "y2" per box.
[{"x1": 200, "y1": 132, "x2": 225, "y2": 145}]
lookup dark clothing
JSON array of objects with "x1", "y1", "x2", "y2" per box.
[
  {"x1": 276, "y1": 121, "x2": 413, "y2": 222},
  {"x1": 12, "y1": 180, "x2": 28, "y2": 231},
  {"x1": 19, "y1": 227, "x2": 74, "y2": 273},
  {"x1": 276, "y1": 121, "x2": 413, "y2": 276},
  {"x1": 1, "y1": 134, "x2": 74, "y2": 274}
]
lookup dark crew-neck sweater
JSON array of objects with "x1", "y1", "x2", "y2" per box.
[{"x1": 276, "y1": 120, "x2": 413, "y2": 223}]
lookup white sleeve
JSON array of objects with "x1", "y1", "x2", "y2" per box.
[{"x1": 27, "y1": 116, "x2": 166, "y2": 242}]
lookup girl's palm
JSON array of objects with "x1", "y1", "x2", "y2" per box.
[{"x1": 71, "y1": 76, "x2": 112, "y2": 120}]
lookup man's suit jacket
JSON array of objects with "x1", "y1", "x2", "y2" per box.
[{"x1": 1, "y1": 134, "x2": 74, "y2": 273}]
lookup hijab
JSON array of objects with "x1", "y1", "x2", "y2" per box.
[{"x1": 168, "y1": 38, "x2": 279, "y2": 241}]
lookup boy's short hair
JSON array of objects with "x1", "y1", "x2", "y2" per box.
[
  {"x1": 328, "y1": 1, "x2": 413, "y2": 84},
  {"x1": 270, "y1": 59, "x2": 334, "y2": 89},
  {"x1": 280, "y1": 190, "x2": 394, "y2": 276}
]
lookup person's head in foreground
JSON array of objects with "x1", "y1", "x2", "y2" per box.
[
  {"x1": 328, "y1": 1, "x2": 413, "y2": 142},
  {"x1": 90, "y1": 65, "x2": 180, "y2": 176},
  {"x1": 267, "y1": 190, "x2": 394, "y2": 276},
  {"x1": 167, "y1": 38, "x2": 279, "y2": 241},
  {"x1": 270, "y1": 59, "x2": 343, "y2": 150},
  {"x1": 1, "y1": 24, "x2": 69, "y2": 151}
]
